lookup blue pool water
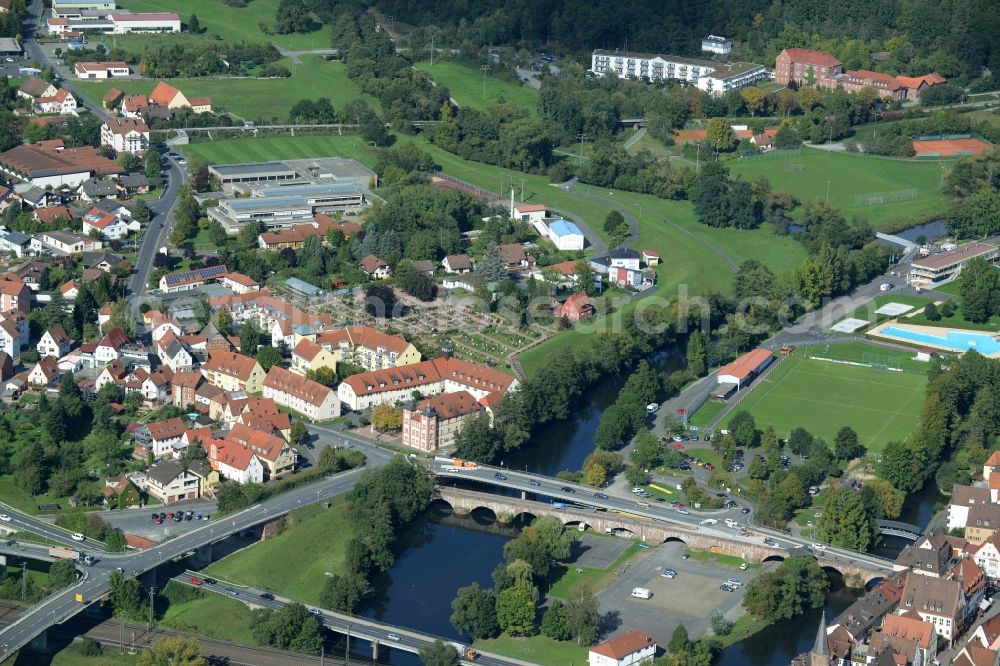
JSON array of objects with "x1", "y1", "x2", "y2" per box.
[{"x1": 881, "y1": 327, "x2": 1000, "y2": 354}]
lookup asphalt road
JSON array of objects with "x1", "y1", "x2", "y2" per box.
[
  {"x1": 128, "y1": 153, "x2": 185, "y2": 312},
  {"x1": 0, "y1": 509, "x2": 108, "y2": 553}
]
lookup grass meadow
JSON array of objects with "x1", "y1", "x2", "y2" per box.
[{"x1": 414, "y1": 60, "x2": 539, "y2": 117}]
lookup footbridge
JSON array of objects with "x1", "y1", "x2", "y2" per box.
[
  {"x1": 437, "y1": 487, "x2": 898, "y2": 587},
  {"x1": 877, "y1": 519, "x2": 924, "y2": 541}
]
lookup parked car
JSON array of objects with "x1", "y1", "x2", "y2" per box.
[
  {"x1": 661, "y1": 569, "x2": 677, "y2": 578},
  {"x1": 739, "y1": 563, "x2": 749, "y2": 570}
]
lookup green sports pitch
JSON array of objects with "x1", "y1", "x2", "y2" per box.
[{"x1": 724, "y1": 345, "x2": 927, "y2": 453}]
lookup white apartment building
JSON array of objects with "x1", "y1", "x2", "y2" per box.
[
  {"x1": 590, "y1": 49, "x2": 768, "y2": 95},
  {"x1": 101, "y1": 117, "x2": 149, "y2": 155},
  {"x1": 701, "y1": 35, "x2": 732, "y2": 55}
]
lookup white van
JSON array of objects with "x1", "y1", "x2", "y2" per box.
[
  {"x1": 725, "y1": 519, "x2": 739, "y2": 529},
  {"x1": 646, "y1": 403, "x2": 659, "y2": 415},
  {"x1": 631, "y1": 587, "x2": 652, "y2": 599}
]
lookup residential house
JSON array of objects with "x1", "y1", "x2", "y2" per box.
[
  {"x1": 33, "y1": 88, "x2": 77, "y2": 115},
  {"x1": 27, "y1": 356, "x2": 60, "y2": 387},
  {"x1": 33, "y1": 230, "x2": 103, "y2": 256},
  {"x1": 120, "y1": 94, "x2": 148, "y2": 118},
  {"x1": 0, "y1": 231, "x2": 31, "y2": 258},
  {"x1": 158, "y1": 265, "x2": 228, "y2": 293},
  {"x1": 235, "y1": 398, "x2": 292, "y2": 441},
  {"x1": 497, "y1": 243, "x2": 535, "y2": 270},
  {"x1": 557, "y1": 292, "x2": 595, "y2": 322},
  {"x1": 35, "y1": 205, "x2": 75, "y2": 226},
  {"x1": 442, "y1": 254, "x2": 474, "y2": 274},
  {"x1": 143, "y1": 460, "x2": 201, "y2": 503},
  {"x1": 94, "y1": 359, "x2": 127, "y2": 393},
  {"x1": 0, "y1": 319, "x2": 19, "y2": 363},
  {"x1": 952, "y1": 644, "x2": 998, "y2": 666},
  {"x1": 101, "y1": 472, "x2": 141, "y2": 508},
  {"x1": 98, "y1": 303, "x2": 112, "y2": 331},
  {"x1": 156, "y1": 330, "x2": 193, "y2": 372},
  {"x1": 975, "y1": 533, "x2": 1000, "y2": 581},
  {"x1": 201, "y1": 434, "x2": 265, "y2": 485},
  {"x1": 898, "y1": 573, "x2": 965, "y2": 642},
  {"x1": 966, "y1": 503, "x2": 1000, "y2": 546},
  {"x1": 588, "y1": 630, "x2": 656, "y2": 666},
  {"x1": 0, "y1": 352, "x2": 12, "y2": 381},
  {"x1": 102, "y1": 88, "x2": 123, "y2": 109},
  {"x1": 171, "y1": 370, "x2": 203, "y2": 409},
  {"x1": 290, "y1": 338, "x2": 338, "y2": 376},
  {"x1": 116, "y1": 173, "x2": 150, "y2": 196},
  {"x1": 82, "y1": 206, "x2": 129, "y2": 240},
  {"x1": 227, "y1": 422, "x2": 296, "y2": 479},
  {"x1": 147, "y1": 312, "x2": 184, "y2": 343},
  {"x1": 101, "y1": 117, "x2": 149, "y2": 154},
  {"x1": 219, "y1": 272, "x2": 259, "y2": 294},
  {"x1": 402, "y1": 391, "x2": 482, "y2": 452},
  {"x1": 147, "y1": 417, "x2": 187, "y2": 457},
  {"x1": 208, "y1": 290, "x2": 333, "y2": 348},
  {"x1": 79, "y1": 178, "x2": 118, "y2": 202},
  {"x1": 200, "y1": 351, "x2": 264, "y2": 393},
  {"x1": 38, "y1": 324, "x2": 71, "y2": 358},
  {"x1": 360, "y1": 254, "x2": 392, "y2": 280},
  {"x1": 338, "y1": 355, "x2": 518, "y2": 412},
  {"x1": 0, "y1": 273, "x2": 29, "y2": 313},
  {"x1": 149, "y1": 81, "x2": 190, "y2": 110},
  {"x1": 970, "y1": 613, "x2": 1000, "y2": 651},
  {"x1": 314, "y1": 325, "x2": 421, "y2": 372},
  {"x1": 59, "y1": 280, "x2": 79, "y2": 300},
  {"x1": 141, "y1": 366, "x2": 173, "y2": 404},
  {"x1": 185, "y1": 460, "x2": 219, "y2": 498},
  {"x1": 17, "y1": 76, "x2": 57, "y2": 102},
  {"x1": 74, "y1": 61, "x2": 129, "y2": 79},
  {"x1": 867, "y1": 614, "x2": 935, "y2": 666},
  {"x1": 896, "y1": 535, "x2": 954, "y2": 578},
  {"x1": 262, "y1": 365, "x2": 340, "y2": 421},
  {"x1": 95, "y1": 328, "x2": 130, "y2": 365}
]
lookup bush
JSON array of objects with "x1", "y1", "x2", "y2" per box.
[
  {"x1": 924, "y1": 302, "x2": 940, "y2": 321},
  {"x1": 80, "y1": 638, "x2": 102, "y2": 657}
]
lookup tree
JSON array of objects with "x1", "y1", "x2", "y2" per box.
[
  {"x1": 240, "y1": 321, "x2": 262, "y2": 356},
  {"x1": 868, "y1": 479, "x2": 903, "y2": 519},
  {"x1": 602, "y1": 210, "x2": 629, "y2": 245},
  {"x1": 320, "y1": 572, "x2": 368, "y2": 613},
  {"x1": 138, "y1": 637, "x2": 207, "y2": 666},
  {"x1": 817, "y1": 487, "x2": 876, "y2": 551},
  {"x1": 364, "y1": 284, "x2": 398, "y2": 318},
  {"x1": 710, "y1": 609, "x2": 733, "y2": 636},
  {"x1": 743, "y1": 557, "x2": 829, "y2": 623},
  {"x1": 564, "y1": 585, "x2": 600, "y2": 645},
  {"x1": 256, "y1": 346, "x2": 282, "y2": 372},
  {"x1": 748, "y1": 456, "x2": 767, "y2": 479},
  {"x1": 705, "y1": 118, "x2": 736, "y2": 153},
  {"x1": 476, "y1": 244, "x2": 509, "y2": 283},
  {"x1": 187, "y1": 14, "x2": 202, "y2": 34},
  {"x1": 214, "y1": 308, "x2": 233, "y2": 337},
  {"x1": 880, "y1": 440, "x2": 925, "y2": 492},
  {"x1": 108, "y1": 570, "x2": 145, "y2": 620},
  {"x1": 833, "y1": 426, "x2": 863, "y2": 461},
  {"x1": 454, "y1": 415, "x2": 503, "y2": 462},
  {"x1": 630, "y1": 430, "x2": 662, "y2": 471},
  {"x1": 290, "y1": 419, "x2": 308, "y2": 447},
  {"x1": 740, "y1": 87, "x2": 766, "y2": 117},
  {"x1": 669, "y1": 624, "x2": 691, "y2": 654},
  {"x1": 787, "y1": 427, "x2": 814, "y2": 456},
  {"x1": 306, "y1": 366, "x2": 337, "y2": 387},
  {"x1": 419, "y1": 640, "x2": 460, "y2": 666},
  {"x1": 958, "y1": 257, "x2": 1000, "y2": 323},
  {"x1": 371, "y1": 404, "x2": 403, "y2": 431},
  {"x1": 49, "y1": 559, "x2": 77, "y2": 588},
  {"x1": 450, "y1": 582, "x2": 499, "y2": 640},
  {"x1": 541, "y1": 600, "x2": 571, "y2": 640},
  {"x1": 496, "y1": 584, "x2": 537, "y2": 635},
  {"x1": 729, "y1": 411, "x2": 758, "y2": 448},
  {"x1": 275, "y1": 0, "x2": 316, "y2": 34},
  {"x1": 250, "y1": 603, "x2": 323, "y2": 654}
]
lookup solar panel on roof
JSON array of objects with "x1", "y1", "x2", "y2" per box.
[{"x1": 164, "y1": 265, "x2": 226, "y2": 285}]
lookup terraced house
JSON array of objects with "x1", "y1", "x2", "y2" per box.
[{"x1": 200, "y1": 351, "x2": 264, "y2": 394}]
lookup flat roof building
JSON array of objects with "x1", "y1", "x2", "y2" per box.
[
  {"x1": 208, "y1": 183, "x2": 366, "y2": 233},
  {"x1": 909, "y1": 242, "x2": 999, "y2": 287},
  {"x1": 209, "y1": 161, "x2": 297, "y2": 185},
  {"x1": 701, "y1": 35, "x2": 732, "y2": 55},
  {"x1": 591, "y1": 49, "x2": 768, "y2": 95},
  {"x1": 0, "y1": 38, "x2": 22, "y2": 56}
]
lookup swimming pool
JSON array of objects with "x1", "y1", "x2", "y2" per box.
[{"x1": 880, "y1": 326, "x2": 1000, "y2": 354}]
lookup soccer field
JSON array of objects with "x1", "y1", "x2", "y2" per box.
[
  {"x1": 725, "y1": 348, "x2": 927, "y2": 453},
  {"x1": 727, "y1": 148, "x2": 950, "y2": 230},
  {"x1": 180, "y1": 135, "x2": 378, "y2": 168}
]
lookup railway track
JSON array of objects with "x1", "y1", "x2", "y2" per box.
[{"x1": 0, "y1": 601, "x2": 372, "y2": 665}]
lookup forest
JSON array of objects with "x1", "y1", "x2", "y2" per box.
[{"x1": 372, "y1": 0, "x2": 998, "y2": 82}]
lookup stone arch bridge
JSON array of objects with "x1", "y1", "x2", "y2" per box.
[{"x1": 435, "y1": 487, "x2": 893, "y2": 588}]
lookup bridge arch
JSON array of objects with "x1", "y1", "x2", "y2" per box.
[
  {"x1": 469, "y1": 506, "x2": 498, "y2": 522},
  {"x1": 865, "y1": 576, "x2": 884, "y2": 591},
  {"x1": 662, "y1": 535, "x2": 688, "y2": 546},
  {"x1": 607, "y1": 527, "x2": 637, "y2": 538},
  {"x1": 429, "y1": 498, "x2": 454, "y2": 514},
  {"x1": 511, "y1": 511, "x2": 536, "y2": 525},
  {"x1": 762, "y1": 554, "x2": 785, "y2": 564},
  {"x1": 564, "y1": 520, "x2": 590, "y2": 532}
]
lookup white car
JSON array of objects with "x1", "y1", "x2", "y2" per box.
[
  {"x1": 387, "y1": 633, "x2": 400, "y2": 641},
  {"x1": 71, "y1": 533, "x2": 86, "y2": 542},
  {"x1": 879, "y1": 283, "x2": 892, "y2": 291},
  {"x1": 739, "y1": 562, "x2": 749, "y2": 570},
  {"x1": 0, "y1": 514, "x2": 10, "y2": 522},
  {"x1": 812, "y1": 543, "x2": 827, "y2": 551}
]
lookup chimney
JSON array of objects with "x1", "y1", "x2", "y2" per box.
[{"x1": 441, "y1": 347, "x2": 453, "y2": 360}]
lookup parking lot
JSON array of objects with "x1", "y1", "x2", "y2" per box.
[
  {"x1": 597, "y1": 540, "x2": 777, "y2": 645},
  {"x1": 564, "y1": 533, "x2": 632, "y2": 570}
]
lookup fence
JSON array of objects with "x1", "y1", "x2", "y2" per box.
[
  {"x1": 737, "y1": 148, "x2": 801, "y2": 161},
  {"x1": 853, "y1": 189, "x2": 918, "y2": 207}
]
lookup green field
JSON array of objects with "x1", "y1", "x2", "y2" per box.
[
  {"x1": 728, "y1": 148, "x2": 951, "y2": 230},
  {"x1": 689, "y1": 400, "x2": 726, "y2": 427},
  {"x1": 116, "y1": 0, "x2": 329, "y2": 51},
  {"x1": 181, "y1": 134, "x2": 379, "y2": 168},
  {"x1": 159, "y1": 584, "x2": 258, "y2": 644},
  {"x1": 75, "y1": 57, "x2": 374, "y2": 122},
  {"x1": 414, "y1": 61, "x2": 538, "y2": 117},
  {"x1": 203, "y1": 499, "x2": 354, "y2": 606},
  {"x1": 475, "y1": 634, "x2": 589, "y2": 665},
  {"x1": 724, "y1": 344, "x2": 928, "y2": 453}
]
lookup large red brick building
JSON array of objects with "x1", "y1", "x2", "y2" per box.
[{"x1": 774, "y1": 48, "x2": 843, "y2": 87}]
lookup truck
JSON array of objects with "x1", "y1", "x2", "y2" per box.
[
  {"x1": 631, "y1": 587, "x2": 652, "y2": 599},
  {"x1": 448, "y1": 641, "x2": 478, "y2": 660},
  {"x1": 451, "y1": 459, "x2": 478, "y2": 469},
  {"x1": 48, "y1": 547, "x2": 93, "y2": 566}
]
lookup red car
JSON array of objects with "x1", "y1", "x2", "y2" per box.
[
  {"x1": 154, "y1": 518, "x2": 162, "y2": 525},
  {"x1": 167, "y1": 512, "x2": 174, "y2": 519},
  {"x1": 673, "y1": 443, "x2": 684, "y2": 450},
  {"x1": 188, "y1": 577, "x2": 203, "y2": 586}
]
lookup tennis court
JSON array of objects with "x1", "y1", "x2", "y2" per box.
[
  {"x1": 724, "y1": 346, "x2": 927, "y2": 453},
  {"x1": 912, "y1": 138, "x2": 991, "y2": 157}
]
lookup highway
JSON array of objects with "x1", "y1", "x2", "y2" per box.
[
  {"x1": 172, "y1": 574, "x2": 528, "y2": 666},
  {"x1": 433, "y1": 463, "x2": 898, "y2": 574},
  {"x1": 0, "y1": 510, "x2": 108, "y2": 553}
]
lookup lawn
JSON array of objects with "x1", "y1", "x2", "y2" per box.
[
  {"x1": 50, "y1": 644, "x2": 138, "y2": 666},
  {"x1": 723, "y1": 344, "x2": 928, "y2": 453},
  {"x1": 547, "y1": 540, "x2": 640, "y2": 600},
  {"x1": 624, "y1": 132, "x2": 679, "y2": 158},
  {"x1": 414, "y1": 60, "x2": 538, "y2": 117},
  {"x1": 683, "y1": 447, "x2": 723, "y2": 469},
  {"x1": 906, "y1": 276, "x2": 1000, "y2": 331},
  {"x1": 475, "y1": 634, "x2": 590, "y2": 665},
  {"x1": 727, "y1": 147, "x2": 952, "y2": 230},
  {"x1": 75, "y1": 57, "x2": 374, "y2": 122},
  {"x1": 203, "y1": 499, "x2": 354, "y2": 606},
  {"x1": 181, "y1": 134, "x2": 379, "y2": 168},
  {"x1": 159, "y1": 583, "x2": 258, "y2": 644},
  {"x1": 116, "y1": 0, "x2": 330, "y2": 51},
  {"x1": 845, "y1": 294, "x2": 935, "y2": 324},
  {"x1": 689, "y1": 400, "x2": 725, "y2": 427}
]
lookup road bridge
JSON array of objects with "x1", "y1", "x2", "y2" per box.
[{"x1": 175, "y1": 573, "x2": 533, "y2": 665}]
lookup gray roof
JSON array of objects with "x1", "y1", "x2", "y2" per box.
[
  {"x1": 608, "y1": 247, "x2": 640, "y2": 259},
  {"x1": 18, "y1": 187, "x2": 46, "y2": 204},
  {"x1": 118, "y1": 173, "x2": 149, "y2": 188},
  {"x1": 81, "y1": 251, "x2": 124, "y2": 267},
  {"x1": 93, "y1": 198, "x2": 125, "y2": 214},
  {"x1": 410, "y1": 260, "x2": 435, "y2": 273},
  {"x1": 146, "y1": 460, "x2": 186, "y2": 485},
  {"x1": 285, "y1": 277, "x2": 322, "y2": 296},
  {"x1": 81, "y1": 179, "x2": 118, "y2": 197},
  {"x1": 2, "y1": 231, "x2": 30, "y2": 245},
  {"x1": 209, "y1": 162, "x2": 295, "y2": 178}
]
